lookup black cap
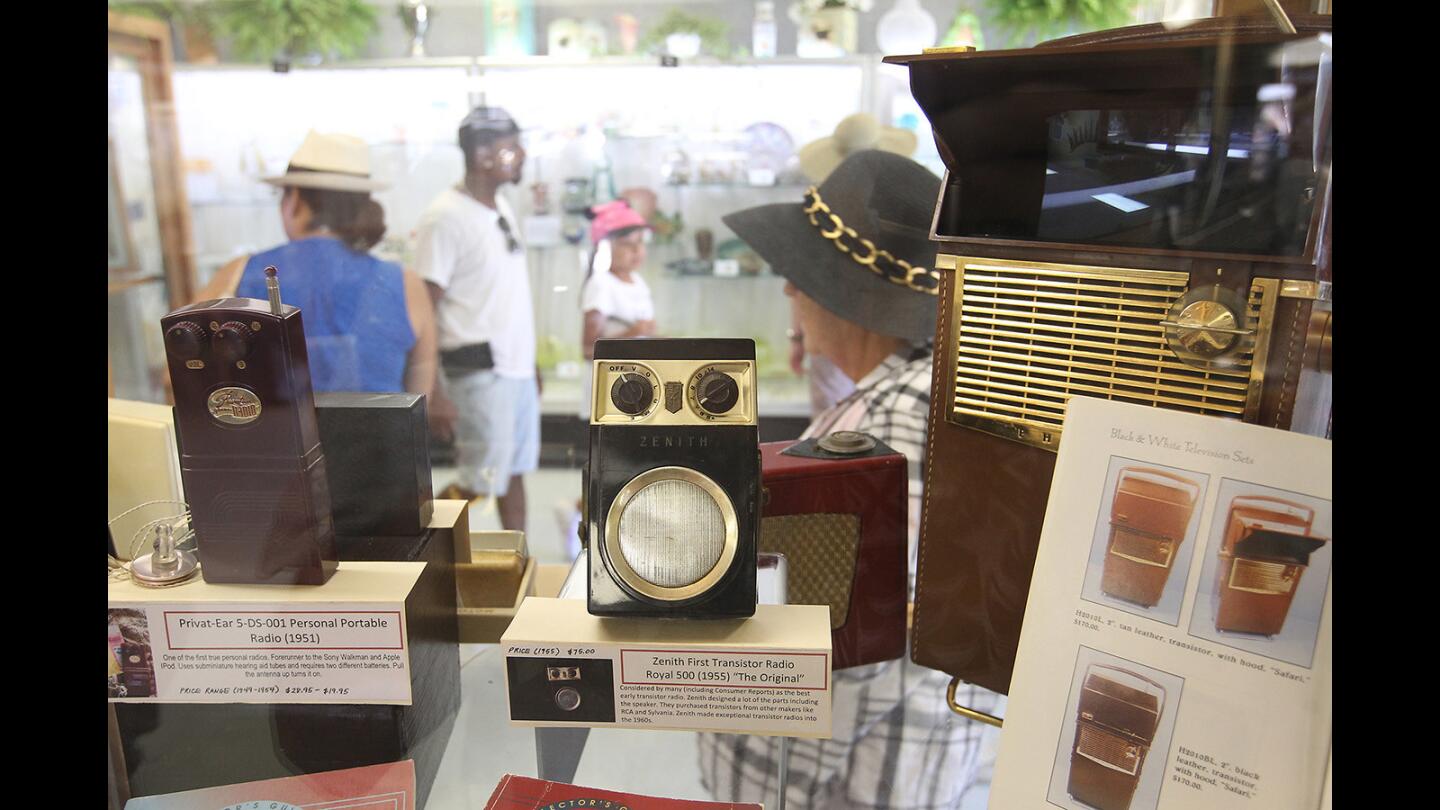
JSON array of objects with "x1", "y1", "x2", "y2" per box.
[{"x1": 459, "y1": 106, "x2": 520, "y2": 153}]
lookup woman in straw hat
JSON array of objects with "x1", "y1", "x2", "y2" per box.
[
  {"x1": 698, "y1": 150, "x2": 1002, "y2": 809},
  {"x1": 196, "y1": 130, "x2": 436, "y2": 395}
]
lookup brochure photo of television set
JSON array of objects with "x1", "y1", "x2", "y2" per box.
[{"x1": 1080, "y1": 456, "x2": 1210, "y2": 628}]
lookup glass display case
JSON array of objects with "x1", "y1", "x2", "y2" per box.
[
  {"x1": 108, "y1": 5, "x2": 1330, "y2": 810},
  {"x1": 169, "y1": 56, "x2": 929, "y2": 417}
]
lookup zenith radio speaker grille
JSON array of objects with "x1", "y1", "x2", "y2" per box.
[
  {"x1": 945, "y1": 256, "x2": 1276, "y2": 449},
  {"x1": 618, "y1": 478, "x2": 728, "y2": 588},
  {"x1": 1076, "y1": 725, "x2": 1142, "y2": 775}
]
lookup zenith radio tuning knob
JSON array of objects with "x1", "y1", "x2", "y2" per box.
[
  {"x1": 610, "y1": 373, "x2": 654, "y2": 415},
  {"x1": 212, "y1": 320, "x2": 254, "y2": 364},
  {"x1": 164, "y1": 321, "x2": 208, "y2": 361},
  {"x1": 695, "y1": 370, "x2": 740, "y2": 415}
]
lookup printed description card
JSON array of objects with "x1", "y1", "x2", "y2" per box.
[{"x1": 989, "y1": 397, "x2": 1331, "y2": 810}]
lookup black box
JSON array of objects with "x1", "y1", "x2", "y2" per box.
[
  {"x1": 315, "y1": 392, "x2": 434, "y2": 537},
  {"x1": 113, "y1": 517, "x2": 461, "y2": 808}
]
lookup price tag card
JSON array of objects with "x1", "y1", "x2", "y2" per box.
[
  {"x1": 502, "y1": 598, "x2": 832, "y2": 738},
  {"x1": 108, "y1": 561, "x2": 424, "y2": 705}
]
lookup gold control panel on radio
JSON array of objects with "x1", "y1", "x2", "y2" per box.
[{"x1": 590, "y1": 359, "x2": 757, "y2": 426}]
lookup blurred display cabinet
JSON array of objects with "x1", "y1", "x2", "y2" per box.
[{"x1": 172, "y1": 56, "x2": 926, "y2": 416}]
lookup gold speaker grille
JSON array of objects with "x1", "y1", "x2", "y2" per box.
[
  {"x1": 759, "y1": 513, "x2": 862, "y2": 629},
  {"x1": 1228, "y1": 558, "x2": 1297, "y2": 595},
  {"x1": 1108, "y1": 528, "x2": 1173, "y2": 568},
  {"x1": 1076, "y1": 725, "x2": 1143, "y2": 775},
  {"x1": 944, "y1": 257, "x2": 1272, "y2": 449}
]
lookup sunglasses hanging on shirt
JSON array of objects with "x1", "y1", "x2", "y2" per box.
[{"x1": 496, "y1": 215, "x2": 521, "y2": 253}]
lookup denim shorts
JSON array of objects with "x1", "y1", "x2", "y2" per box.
[{"x1": 445, "y1": 370, "x2": 540, "y2": 497}]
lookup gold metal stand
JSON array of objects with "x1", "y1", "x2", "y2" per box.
[{"x1": 946, "y1": 676, "x2": 1004, "y2": 728}]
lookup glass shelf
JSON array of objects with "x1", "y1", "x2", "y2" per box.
[{"x1": 174, "y1": 54, "x2": 880, "y2": 73}]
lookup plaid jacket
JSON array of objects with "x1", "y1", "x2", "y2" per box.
[{"x1": 698, "y1": 349, "x2": 1004, "y2": 809}]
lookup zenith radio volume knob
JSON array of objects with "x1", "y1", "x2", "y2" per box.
[
  {"x1": 212, "y1": 320, "x2": 254, "y2": 364},
  {"x1": 695, "y1": 370, "x2": 740, "y2": 415},
  {"x1": 610, "y1": 373, "x2": 654, "y2": 415},
  {"x1": 164, "y1": 321, "x2": 208, "y2": 361}
]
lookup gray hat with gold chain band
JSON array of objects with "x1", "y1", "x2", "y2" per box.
[{"x1": 721, "y1": 149, "x2": 941, "y2": 343}]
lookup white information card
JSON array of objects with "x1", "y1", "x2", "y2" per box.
[
  {"x1": 989, "y1": 397, "x2": 1331, "y2": 810},
  {"x1": 108, "y1": 561, "x2": 424, "y2": 705}
]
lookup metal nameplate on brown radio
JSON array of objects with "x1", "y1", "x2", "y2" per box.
[{"x1": 888, "y1": 17, "x2": 1333, "y2": 697}]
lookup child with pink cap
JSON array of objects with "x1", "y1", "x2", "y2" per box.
[{"x1": 577, "y1": 199, "x2": 658, "y2": 418}]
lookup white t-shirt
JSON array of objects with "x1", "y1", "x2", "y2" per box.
[
  {"x1": 580, "y1": 268, "x2": 654, "y2": 330},
  {"x1": 413, "y1": 187, "x2": 535, "y2": 379}
]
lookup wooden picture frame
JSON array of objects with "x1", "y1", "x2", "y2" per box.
[{"x1": 108, "y1": 138, "x2": 137, "y2": 276}]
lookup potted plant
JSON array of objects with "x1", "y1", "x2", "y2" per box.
[
  {"x1": 109, "y1": 1, "x2": 220, "y2": 62},
  {"x1": 210, "y1": 0, "x2": 380, "y2": 72},
  {"x1": 638, "y1": 9, "x2": 730, "y2": 59},
  {"x1": 986, "y1": 0, "x2": 1134, "y2": 45},
  {"x1": 790, "y1": 0, "x2": 874, "y2": 57}
]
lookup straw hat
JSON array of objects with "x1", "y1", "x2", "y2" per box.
[
  {"x1": 797, "y1": 113, "x2": 919, "y2": 183},
  {"x1": 262, "y1": 130, "x2": 390, "y2": 192}
]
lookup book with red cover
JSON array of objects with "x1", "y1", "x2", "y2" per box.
[{"x1": 484, "y1": 775, "x2": 763, "y2": 810}]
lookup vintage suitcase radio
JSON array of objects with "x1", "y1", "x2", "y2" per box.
[
  {"x1": 161, "y1": 266, "x2": 338, "y2": 585},
  {"x1": 1215, "y1": 495, "x2": 1327, "y2": 635},
  {"x1": 585, "y1": 338, "x2": 759, "y2": 619},
  {"x1": 885, "y1": 15, "x2": 1333, "y2": 701},
  {"x1": 1102, "y1": 468, "x2": 1200, "y2": 607},
  {"x1": 1068, "y1": 665, "x2": 1165, "y2": 810},
  {"x1": 759, "y1": 432, "x2": 908, "y2": 669}
]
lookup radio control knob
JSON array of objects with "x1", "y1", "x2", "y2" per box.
[
  {"x1": 164, "y1": 321, "x2": 207, "y2": 361},
  {"x1": 611, "y1": 373, "x2": 654, "y2": 415},
  {"x1": 695, "y1": 371, "x2": 740, "y2": 415},
  {"x1": 212, "y1": 320, "x2": 254, "y2": 364}
]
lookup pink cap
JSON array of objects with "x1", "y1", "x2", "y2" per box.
[{"x1": 589, "y1": 200, "x2": 650, "y2": 245}]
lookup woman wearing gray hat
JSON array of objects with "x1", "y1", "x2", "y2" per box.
[{"x1": 698, "y1": 150, "x2": 1003, "y2": 809}]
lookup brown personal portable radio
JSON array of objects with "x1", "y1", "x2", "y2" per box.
[
  {"x1": 1068, "y1": 664, "x2": 1165, "y2": 810},
  {"x1": 1215, "y1": 495, "x2": 1327, "y2": 636},
  {"x1": 1101, "y1": 468, "x2": 1200, "y2": 607},
  {"x1": 161, "y1": 267, "x2": 338, "y2": 585},
  {"x1": 885, "y1": 15, "x2": 1333, "y2": 700}
]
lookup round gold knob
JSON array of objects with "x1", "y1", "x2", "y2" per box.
[{"x1": 1172, "y1": 299, "x2": 1240, "y2": 356}]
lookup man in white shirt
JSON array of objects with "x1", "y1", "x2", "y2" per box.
[{"x1": 413, "y1": 107, "x2": 538, "y2": 531}]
